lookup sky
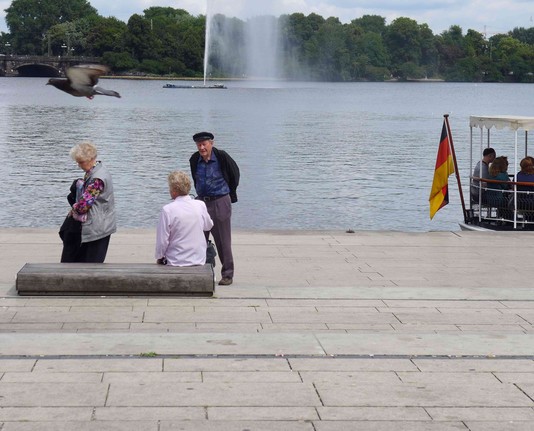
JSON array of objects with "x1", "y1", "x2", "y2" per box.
[{"x1": 1, "y1": 0, "x2": 534, "y2": 36}]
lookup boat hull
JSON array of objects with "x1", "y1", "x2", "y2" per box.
[{"x1": 458, "y1": 222, "x2": 491, "y2": 231}]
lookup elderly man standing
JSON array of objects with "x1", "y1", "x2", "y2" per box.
[{"x1": 189, "y1": 132, "x2": 240, "y2": 286}]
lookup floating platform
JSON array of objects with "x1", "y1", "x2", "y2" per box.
[{"x1": 163, "y1": 83, "x2": 227, "y2": 89}]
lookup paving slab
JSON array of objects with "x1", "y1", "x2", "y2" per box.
[
  {"x1": 1, "y1": 372, "x2": 103, "y2": 383},
  {"x1": 316, "y1": 406, "x2": 430, "y2": 421},
  {"x1": 426, "y1": 407, "x2": 534, "y2": 421},
  {"x1": 288, "y1": 358, "x2": 419, "y2": 372},
  {"x1": 316, "y1": 333, "x2": 534, "y2": 356},
  {"x1": 495, "y1": 373, "x2": 534, "y2": 384},
  {"x1": 1, "y1": 422, "x2": 158, "y2": 431},
  {"x1": 265, "y1": 286, "x2": 534, "y2": 300},
  {"x1": 465, "y1": 422, "x2": 534, "y2": 431},
  {"x1": 163, "y1": 357, "x2": 291, "y2": 372},
  {"x1": 0, "y1": 360, "x2": 35, "y2": 372},
  {"x1": 102, "y1": 371, "x2": 201, "y2": 384},
  {"x1": 313, "y1": 422, "x2": 467, "y2": 430},
  {"x1": 207, "y1": 406, "x2": 319, "y2": 421},
  {"x1": 93, "y1": 406, "x2": 206, "y2": 421},
  {"x1": 0, "y1": 382, "x2": 108, "y2": 407},
  {"x1": 10, "y1": 307, "x2": 144, "y2": 324},
  {"x1": 202, "y1": 371, "x2": 302, "y2": 383},
  {"x1": 412, "y1": 359, "x2": 534, "y2": 372},
  {"x1": 106, "y1": 382, "x2": 321, "y2": 407},
  {"x1": 0, "y1": 407, "x2": 93, "y2": 421},
  {"x1": 315, "y1": 381, "x2": 533, "y2": 407},
  {"x1": 513, "y1": 383, "x2": 534, "y2": 400},
  {"x1": 31, "y1": 358, "x2": 162, "y2": 372},
  {"x1": 0, "y1": 333, "x2": 325, "y2": 356},
  {"x1": 159, "y1": 422, "x2": 314, "y2": 431},
  {"x1": 299, "y1": 371, "x2": 401, "y2": 384}
]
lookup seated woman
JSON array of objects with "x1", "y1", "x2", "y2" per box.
[
  {"x1": 516, "y1": 157, "x2": 534, "y2": 218},
  {"x1": 155, "y1": 171, "x2": 214, "y2": 266},
  {"x1": 486, "y1": 156, "x2": 512, "y2": 219}
]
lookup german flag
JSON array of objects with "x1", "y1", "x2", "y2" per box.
[{"x1": 429, "y1": 120, "x2": 455, "y2": 219}]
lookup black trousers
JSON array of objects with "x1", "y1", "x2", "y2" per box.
[
  {"x1": 59, "y1": 216, "x2": 82, "y2": 263},
  {"x1": 78, "y1": 235, "x2": 111, "y2": 263}
]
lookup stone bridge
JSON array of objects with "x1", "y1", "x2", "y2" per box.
[{"x1": 0, "y1": 55, "x2": 101, "y2": 77}]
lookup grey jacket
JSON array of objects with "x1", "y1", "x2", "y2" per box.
[{"x1": 81, "y1": 162, "x2": 117, "y2": 243}]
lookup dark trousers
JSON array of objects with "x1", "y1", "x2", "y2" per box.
[
  {"x1": 204, "y1": 195, "x2": 234, "y2": 279},
  {"x1": 59, "y1": 217, "x2": 82, "y2": 263},
  {"x1": 78, "y1": 235, "x2": 111, "y2": 263},
  {"x1": 60, "y1": 235, "x2": 82, "y2": 262}
]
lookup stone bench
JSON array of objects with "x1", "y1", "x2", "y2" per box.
[{"x1": 16, "y1": 263, "x2": 214, "y2": 296}]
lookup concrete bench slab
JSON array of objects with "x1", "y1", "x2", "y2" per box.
[{"x1": 16, "y1": 263, "x2": 214, "y2": 296}]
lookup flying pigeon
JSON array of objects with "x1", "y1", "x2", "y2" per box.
[{"x1": 47, "y1": 64, "x2": 121, "y2": 99}]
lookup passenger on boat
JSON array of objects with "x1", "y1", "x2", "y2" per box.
[
  {"x1": 516, "y1": 157, "x2": 534, "y2": 218},
  {"x1": 486, "y1": 156, "x2": 512, "y2": 219},
  {"x1": 516, "y1": 157, "x2": 534, "y2": 186},
  {"x1": 470, "y1": 147, "x2": 495, "y2": 203}
]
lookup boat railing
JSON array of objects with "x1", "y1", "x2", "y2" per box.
[{"x1": 469, "y1": 176, "x2": 534, "y2": 226}]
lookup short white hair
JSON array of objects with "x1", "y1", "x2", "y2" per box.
[
  {"x1": 70, "y1": 142, "x2": 97, "y2": 162},
  {"x1": 168, "y1": 171, "x2": 191, "y2": 196}
]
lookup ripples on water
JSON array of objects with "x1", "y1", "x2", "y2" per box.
[{"x1": 0, "y1": 78, "x2": 533, "y2": 232}]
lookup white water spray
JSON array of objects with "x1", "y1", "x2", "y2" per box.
[
  {"x1": 203, "y1": 0, "x2": 213, "y2": 86},
  {"x1": 203, "y1": 0, "x2": 281, "y2": 82}
]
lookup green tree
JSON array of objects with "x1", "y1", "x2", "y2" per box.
[
  {"x1": 492, "y1": 36, "x2": 534, "y2": 82},
  {"x1": 418, "y1": 24, "x2": 438, "y2": 77},
  {"x1": 124, "y1": 14, "x2": 160, "y2": 62},
  {"x1": 510, "y1": 27, "x2": 534, "y2": 45},
  {"x1": 360, "y1": 31, "x2": 389, "y2": 68},
  {"x1": 5, "y1": 0, "x2": 97, "y2": 54},
  {"x1": 307, "y1": 17, "x2": 348, "y2": 80},
  {"x1": 102, "y1": 51, "x2": 138, "y2": 72},
  {"x1": 436, "y1": 25, "x2": 467, "y2": 80},
  {"x1": 279, "y1": 13, "x2": 315, "y2": 78},
  {"x1": 86, "y1": 16, "x2": 128, "y2": 57},
  {"x1": 385, "y1": 17, "x2": 423, "y2": 78},
  {"x1": 345, "y1": 16, "x2": 390, "y2": 80},
  {"x1": 351, "y1": 15, "x2": 386, "y2": 35},
  {"x1": 45, "y1": 18, "x2": 91, "y2": 56}
]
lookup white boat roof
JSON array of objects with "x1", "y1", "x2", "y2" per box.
[{"x1": 470, "y1": 115, "x2": 534, "y2": 131}]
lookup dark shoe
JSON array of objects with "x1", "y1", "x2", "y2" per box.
[{"x1": 218, "y1": 277, "x2": 233, "y2": 286}]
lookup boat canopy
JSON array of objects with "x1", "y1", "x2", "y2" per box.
[
  {"x1": 469, "y1": 115, "x2": 534, "y2": 131},
  {"x1": 463, "y1": 114, "x2": 534, "y2": 231}
]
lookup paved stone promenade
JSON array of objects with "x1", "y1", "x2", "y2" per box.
[{"x1": 1, "y1": 228, "x2": 534, "y2": 430}]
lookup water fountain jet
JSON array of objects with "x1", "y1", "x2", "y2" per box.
[{"x1": 203, "y1": 0, "x2": 281, "y2": 84}]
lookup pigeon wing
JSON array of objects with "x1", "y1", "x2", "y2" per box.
[{"x1": 66, "y1": 65, "x2": 109, "y2": 89}]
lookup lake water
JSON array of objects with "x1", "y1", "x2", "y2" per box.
[{"x1": 1, "y1": 78, "x2": 533, "y2": 232}]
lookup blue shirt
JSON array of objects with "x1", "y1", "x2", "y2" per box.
[
  {"x1": 195, "y1": 152, "x2": 230, "y2": 197},
  {"x1": 517, "y1": 172, "x2": 534, "y2": 191}
]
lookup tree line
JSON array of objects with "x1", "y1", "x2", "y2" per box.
[{"x1": 1, "y1": 0, "x2": 534, "y2": 82}]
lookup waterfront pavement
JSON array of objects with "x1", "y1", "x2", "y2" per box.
[{"x1": 1, "y1": 227, "x2": 534, "y2": 430}]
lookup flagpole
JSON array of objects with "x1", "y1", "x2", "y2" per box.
[{"x1": 444, "y1": 114, "x2": 468, "y2": 223}]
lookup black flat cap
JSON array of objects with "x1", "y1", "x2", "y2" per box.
[{"x1": 193, "y1": 132, "x2": 214, "y2": 142}]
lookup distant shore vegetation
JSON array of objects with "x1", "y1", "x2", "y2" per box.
[{"x1": 1, "y1": 0, "x2": 533, "y2": 82}]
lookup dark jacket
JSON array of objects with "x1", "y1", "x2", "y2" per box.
[{"x1": 189, "y1": 147, "x2": 240, "y2": 203}]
